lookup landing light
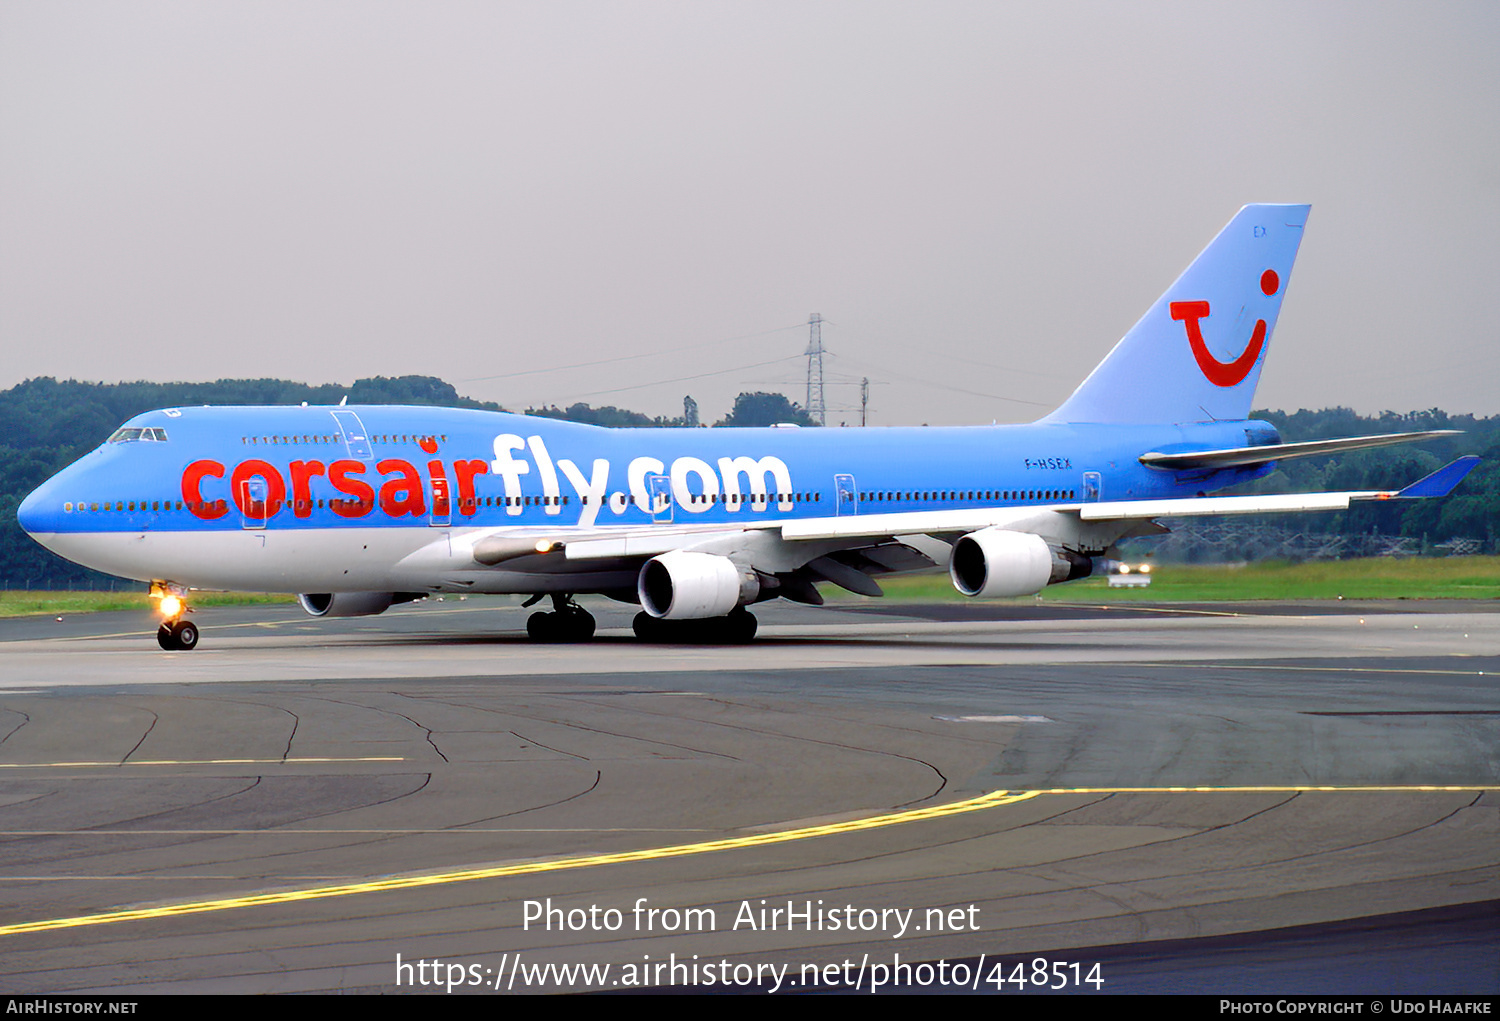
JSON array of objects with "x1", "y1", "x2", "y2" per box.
[
  {"x1": 158, "y1": 595, "x2": 182, "y2": 619},
  {"x1": 1107, "y1": 562, "x2": 1154, "y2": 588}
]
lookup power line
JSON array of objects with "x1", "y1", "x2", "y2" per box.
[
  {"x1": 527, "y1": 354, "x2": 805, "y2": 403},
  {"x1": 804, "y1": 313, "x2": 826, "y2": 426},
  {"x1": 823, "y1": 349, "x2": 1051, "y2": 408},
  {"x1": 461, "y1": 321, "x2": 808, "y2": 384}
]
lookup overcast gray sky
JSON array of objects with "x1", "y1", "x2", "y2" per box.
[{"x1": 3, "y1": 1, "x2": 1496, "y2": 425}]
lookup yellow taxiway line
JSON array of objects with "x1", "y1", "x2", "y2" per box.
[
  {"x1": 0, "y1": 757, "x2": 405, "y2": 768},
  {"x1": 1, "y1": 784, "x2": 1493, "y2": 937}
]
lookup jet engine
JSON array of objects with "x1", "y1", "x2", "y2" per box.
[
  {"x1": 297, "y1": 592, "x2": 425, "y2": 618},
  {"x1": 949, "y1": 528, "x2": 1091, "y2": 598},
  {"x1": 638, "y1": 551, "x2": 760, "y2": 619}
]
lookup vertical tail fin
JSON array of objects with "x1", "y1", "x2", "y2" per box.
[{"x1": 1044, "y1": 204, "x2": 1310, "y2": 425}]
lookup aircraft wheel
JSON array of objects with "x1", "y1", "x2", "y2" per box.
[
  {"x1": 632, "y1": 611, "x2": 664, "y2": 641},
  {"x1": 526, "y1": 611, "x2": 556, "y2": 642},
  {"x1": 632, "y1": 610, "x2": 756, "y2": 643},
  {"x1": 528, "y1": 608, "x2": 596, "y2": 642},
  {"x1": 723, "y1": 608, "x2": 757, "y2": 644},
  {"x1": 156, "y1": 623, "x2": 178, "y2": 650},
  {"x1": 561, "y1": 607, "x2": 596, "y2": 642},
  {"x1": 173, "y1": 620, "x2": 200, "y2": 650}
]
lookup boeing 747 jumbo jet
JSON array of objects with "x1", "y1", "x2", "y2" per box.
[{"x1": 17, "y1": 205, "x2": 1478, "y2": 649}]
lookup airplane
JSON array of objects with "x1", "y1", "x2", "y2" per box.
[{"x1": 16, "y1": 204, "x2": 1478, "y2": 651}]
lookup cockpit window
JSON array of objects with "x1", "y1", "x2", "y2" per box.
[{"x1": 107, "y1": 427, "x2": 169, "y2": 443}]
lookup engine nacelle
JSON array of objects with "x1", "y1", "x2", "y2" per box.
[
  {"x1": 948, "y1": 529, "x2": 1054, "y2": 598},
  {"x1": 297, "y1": 592, "x2": 424, "y2": 618},
  {"x1": 638, "y1": 551, "x2": 759, "y2": 619}
]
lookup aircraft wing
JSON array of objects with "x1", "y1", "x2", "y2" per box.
[
  {"x1": 469, "y1": 523, "x2": 773, "y2": 565},
  {"x1": 1084, "y1": 455, "x2": 1479, "y2": 521},
  {"x1": 455, "y1": 455, "x2": 1479, "y2": 555},
  {"x1": 434, "y1": 457, "x2": 1478, "y2": 595},
  {"x1": 768, "y1": 456, "x2": 1483, "y2": 540}
]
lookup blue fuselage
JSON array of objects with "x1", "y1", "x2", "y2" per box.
[{"x1": 19, "y1": 405, "x2": 1276, "y2": 538}]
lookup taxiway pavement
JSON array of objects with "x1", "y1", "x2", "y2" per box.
[{"x1": 0, "y1": 597, "x2": 1495, "y2": 994}]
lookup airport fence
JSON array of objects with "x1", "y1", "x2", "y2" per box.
[
  {"x1": 1123, "y1": 522, "x2": 1494, "y2": 564},
  {"x1": 0, "y1": 576, "x2": 145, "y2": 593}
]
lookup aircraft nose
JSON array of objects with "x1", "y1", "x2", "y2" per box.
[{"x1": 17, "y1": 481, "x2": 55, "y2": 535}]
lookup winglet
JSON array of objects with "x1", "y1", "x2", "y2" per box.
[{"x1": 1393, "y1": 456, "x2": 1481, "y2": 499}]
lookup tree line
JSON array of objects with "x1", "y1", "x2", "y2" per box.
[
  {"x1": 1245, "y1": 408, "x2": 1500, "y2": 548},
  {"x1": 0, "y1": 378, "x2": 815, "y2": 587}
]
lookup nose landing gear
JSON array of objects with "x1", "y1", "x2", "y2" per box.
[
  {"x1": 151, "y1": 583, "x2": 199, "y2": 650},
  {"x1": 157, "y1": 618, "x2": 199, "y2": 651}
]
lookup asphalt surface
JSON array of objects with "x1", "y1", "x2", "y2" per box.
[{"x1": 0, "y1": 596, "x2": 1495, "y2": 994}]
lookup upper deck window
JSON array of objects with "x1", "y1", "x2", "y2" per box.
[{"x1": 107, "y1": 427, "x2": 169, "y2": 443}]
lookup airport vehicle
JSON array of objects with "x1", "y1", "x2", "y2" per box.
[{"x1": 16, "y1": 205, "x2": 1476, "y2": 649}]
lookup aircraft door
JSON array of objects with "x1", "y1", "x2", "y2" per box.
[
  {"x1": 834, "y1": 473, "x2": 858, "y2": 516},
  {"x1": 1082, "y1": 471, "x2": 1102, "y2": 502},
  {"x1": 648, "y1": 474, "x2": 673, "y2": 524},
  {"x1": 330, "y1": 410, "x2": 373, "y2": 461},
  {"x1": 240, "y1": 477, "x2": 269, "y2": 529},
  {"x1": 429, "y1": 475, "x2": 451, "y2": 526}
]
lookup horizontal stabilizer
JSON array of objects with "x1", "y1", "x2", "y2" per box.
[
  {"x1": 1393, "y1": 456, "x2": 1480, "y2": 498},
  {"x1": 1139, "y1": 430, "x2": 1461, "y2": 471}
]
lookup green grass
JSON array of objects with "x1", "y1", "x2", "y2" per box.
[
  {"x1": 848, "y1": 556, "x2": 1500, "y2": 603},
  {"x1": 0, "y1": 590, "x2": 295, "y2": 618}
]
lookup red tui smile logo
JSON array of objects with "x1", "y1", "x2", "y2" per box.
[{"x1": 1170, "y1": 270, "x2": 1279, "y2": 387}]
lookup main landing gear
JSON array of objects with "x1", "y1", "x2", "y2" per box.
[
  {"x1": 520, "y1": 595, "x2": 759, "y2": 644},
  {"x1": 151, "y1": 584, "x2": 199, "y2": 650},
  {"x1": 631, "y1": 607, "x2": 757, "y2": 644},
  {"x1": 525, "y1": 594, "x2": 596, "y2": 643}
]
